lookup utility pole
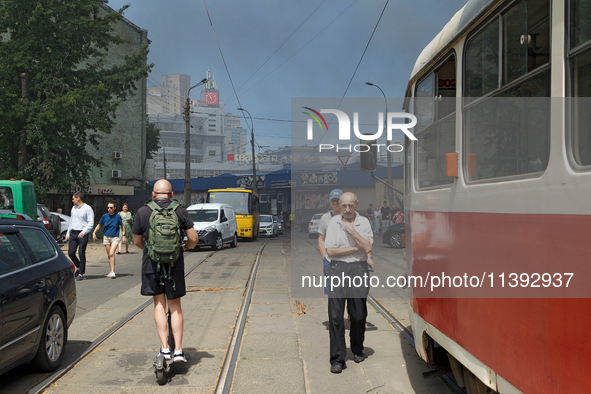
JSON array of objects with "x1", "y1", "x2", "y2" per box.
[
  {"x1": 237, "y1": 108, "x2": 256, "y2": 195},
  {"x1": 183, "y1": 78, "x2": 207, "y2": 206},
  {"x1": 163, "y1": 146, "x2": 167, "y2": 180}
]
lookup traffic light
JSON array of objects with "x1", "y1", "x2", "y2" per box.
[{"x1": 360, "y1": 135, "x2": 377, "y2": 172}]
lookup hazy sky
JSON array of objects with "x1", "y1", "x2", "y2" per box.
[{"x1": 107, "y1": 0, "x2": 468, "y2": 150}]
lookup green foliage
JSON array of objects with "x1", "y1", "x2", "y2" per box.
[
  {"x1": 0, "y1": 0, "x2": 153, "y2": 197},
  {"x1": 146, "y1": 116, "x2": 161, "y2": 160}
]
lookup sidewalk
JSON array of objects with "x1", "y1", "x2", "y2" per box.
[
  {"x1": 44, "y1": 236, "x2": 450, "y2": 393},
  {"x1": 231, "y1": 237, "x2": 450, "y2": 394}
]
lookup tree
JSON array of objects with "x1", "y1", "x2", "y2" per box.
[
  {"x1": 146, "y1": 116, "x2": 161, "y2": 160},
  {"x1": 0, "y1": 0, "x2": 153, "y2": 196}
]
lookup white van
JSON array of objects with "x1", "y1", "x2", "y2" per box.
[{"x1": 186, "y1": 203, "x2": 238, "y2": 250}]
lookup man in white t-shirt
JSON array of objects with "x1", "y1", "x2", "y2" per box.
[
  {"x1": 317, "y1": 189, "x2": 343, "y2": 294},
  {"x1": 324, "y1": 192, "x2": 374, "y2": 373}
]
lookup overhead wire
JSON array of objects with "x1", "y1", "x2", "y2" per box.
[
  {"x1": 318, "y1": 0, "x2": 390, "y2": 144},
  {"x1": 223, "y1": 0, "x2": 328, "y2": 105},
  {"x1": 223, "y1": 0, "x2": 359, "y2": 106}
]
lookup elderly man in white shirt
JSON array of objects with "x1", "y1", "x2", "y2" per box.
[
  {"x1": 324, "y1": 192, "x2": 374, "y2": 374},
  {"x1": 65, "y1": 192, "x2": 94, "y2": 280}
]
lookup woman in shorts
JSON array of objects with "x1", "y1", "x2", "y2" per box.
[{"x1": 93, "y1": 201, "x2": 125, "y2": 278}]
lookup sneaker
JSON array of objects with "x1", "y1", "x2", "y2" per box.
[
  {"x1": 107, "y1": 271, "x2": 116, "y2": 279},
  {"x1": 76, "y1": 275, "x2": 83, "y2": 281},
  {"x1": 158, "y1": 348, "x2": 172, "y2": 361},
  {"x1": 173, "y1": 350, "x2": 187, "y2": 363},
  {"x1": 74, "y1": 269, "x2": 80, "y2": 277}
]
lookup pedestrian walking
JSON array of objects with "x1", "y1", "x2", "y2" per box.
[
  {"x1": 66, "y1": 192, "x2": 94, "y2": 281},
  {"x1": 373, "y1": 205, "x2": 381, "y2": 237},
  {"x1": 132, "y1": 179, "x2": 198, "y2": 364},
  {"x1": 117, "y1": 202, "x2": 134, "y2": 254},
  {"x1": 365, "y1": 203, "x2": 374, "y2": 235},
  {"x1": 324, "y1": 192, "x2": 373, "y2": 373},
  {"x1": 92, "y1": 201, "x2": 125, "y2": 279},
  {"x1": 380, "y1": 201, "x2": 391, "y2": 230}
]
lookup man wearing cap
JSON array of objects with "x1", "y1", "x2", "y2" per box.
[
  {"x1": 324, "y1": 192, "x2": 374, "y2": 374},
  {"x1": 317, "y1": 189, "x2": 343, "y2": 295}
]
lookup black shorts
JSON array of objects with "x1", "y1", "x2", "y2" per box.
[{"x1": 141, "y1": 270, "x2": 186, "y2": 300}]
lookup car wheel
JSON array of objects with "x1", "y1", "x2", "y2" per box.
[
  {"x1": 389, "y1": 231, "x2": 402, "y2": 248},
  {"x1": 213, "y1": 235, "x2": 223, "y2": 250},
  {"x1": 31, "y1": 305, "x2": 67, "y2": 372},
  {"x1": 230, "y1": 233, "x2": 238, "y2": 248}
]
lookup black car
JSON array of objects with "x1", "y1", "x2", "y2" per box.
[
  {"x1": 382, "y1": 222, "x2": 405, "y2": 248},
  {"x1": 0, "y1": 218, "x2": 77, "y2": 375}
]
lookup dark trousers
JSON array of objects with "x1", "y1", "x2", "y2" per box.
[
  {"x1": 68, "y1": 231, "x2": 89, "y2": 275},
  {"x1": 327, "y1": 261, "x2": 370, "y2": 365}
]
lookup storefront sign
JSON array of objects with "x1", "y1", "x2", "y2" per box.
[
  {"x1": 271, "y1": 180, "x2": 295, "y2": 188},
  {"x1": 300, "y1": 172, "x2": 337, "y2": 186}
]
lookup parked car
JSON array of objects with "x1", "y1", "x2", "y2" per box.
[
  {"x1": 0, "y1": 218, "x2": 77, "y2": 375},
  {"x1": 308, "y1": 213, "x2": 324, "y2": 239},
  {"x1": 382, "y1": 222, "x2": 405, "y2": 248},
  {"x1": 274, "y1": 215, "x2": 283, "y2": 234},
  {"x1": 259, "y1": 215, "x2": 278, "y2": 237},
  {"x1": 51, "y1": 212, "x2": 71, "y2": 242},
  {"x1": 37, "y1": 203, "x2": 52, "y2": 230},
  {"x1": 187, "y1": 203, "x2": 238, "y2": 250}
]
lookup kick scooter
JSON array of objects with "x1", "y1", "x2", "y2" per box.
[{"x1": 154, "y1": 311, "x2": 175, "y2": 385}]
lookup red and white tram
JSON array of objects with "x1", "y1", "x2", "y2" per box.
[{"x1": 404, "y1": 0, "x2": 591, "y2": 392}]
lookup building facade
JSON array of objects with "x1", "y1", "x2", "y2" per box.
[
  {"x1": 147, "y1": 73, "x2": 190, "y2": 115},
  {"x1": 46, "y1": 4, "x2": 151, "y2": 219}
]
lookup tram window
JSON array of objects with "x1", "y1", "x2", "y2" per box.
[
  {"x1": 415, "y1": 56, "x2": 456, "y2": 129},
  {"x1": 465, "y1": 18, "x2": 499, "y2": 97},
  {"x1": 571, "y1": 0, "x2": 591, "y2": 49},
  {"x1": 436, "y1": 58, "x2": 456, "y2": 120},
  {"x1": 415, "y1": 75, "x2": 434, "y2": 132},
  {"x1": 465, "y1": 0, "x2": 549, "y2": 97},
  {"x1": 464, "y1": 94, "x2": 550, "y2": 182},
  {"x1": 416, "y1": 118, "x2": 455, "y2": 189},
  {"x1": 503, "y1": 1, "x2": 528, "y2": 84},
  {"x1": 526, "y1": 0, "x2": 550, "y2": 71},
  {"x1": 570, "y1": 47, "x2": 591, "y2": 167},
  {"x1": 414, "y1": 55, "x2": 457, "y2": 190},
  {"x1": 569, "y1": 0, "x2": 591, "y2": 168}
]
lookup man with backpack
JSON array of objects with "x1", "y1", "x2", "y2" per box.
[{"x1": 132, "y1": 179, "x2": 198, "y2": 363}]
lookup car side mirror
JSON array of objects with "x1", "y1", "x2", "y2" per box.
[{"x1": 221, "y1": 216, "x2": 228, "y2": 223}]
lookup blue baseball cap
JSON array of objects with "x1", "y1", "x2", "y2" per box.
[{"x1": 329, "y1": 189, "x2": 343, "y2": 200}]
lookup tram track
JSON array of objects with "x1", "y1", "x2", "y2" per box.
[
  {"x1": 214, "y1": 241, "x2": 267, "y2": 394},
  {"x1": 29, "y1": 240, "x2": 269, "y2": 394},
  {"x1": 27, "y1": 250, "x2": 217, "y2": 394}
]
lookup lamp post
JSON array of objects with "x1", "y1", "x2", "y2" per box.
[
  {"x1": 183, "y1": 77, "x2": 207, "y2": 206},
  {"x1": 365, "y1": 82, "x2": 393, "y2": 206},
  {"x1": 237, "y1": 107, "x2": 257, "y2": 195}
]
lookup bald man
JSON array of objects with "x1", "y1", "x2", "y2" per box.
[
  {"x1": 133, "y1": 179, "x2": 198, "y2": 363},
  {"x1": 324, "y1": 192, "x2": 373, "y2": 373}
]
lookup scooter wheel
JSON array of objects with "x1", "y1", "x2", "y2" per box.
[{"x1": 156, "y1": 368, "x2": 166, "y2": 385}]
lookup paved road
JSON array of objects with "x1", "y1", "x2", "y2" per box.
[{"x1": 0, "y1": 231, "x2": 451, "y2": 394}]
